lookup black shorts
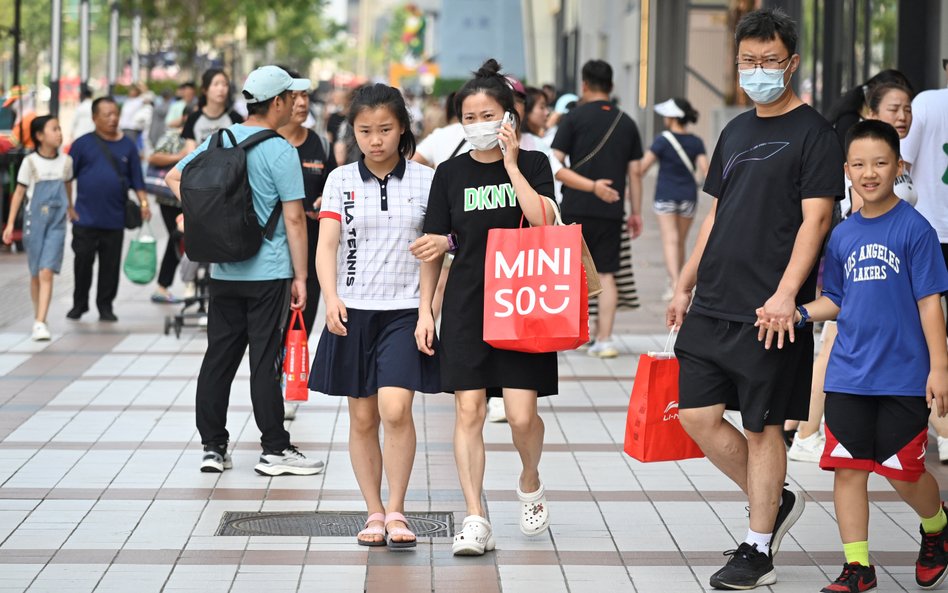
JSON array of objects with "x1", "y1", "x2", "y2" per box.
[
  {"x1": 675, "y1": 312, "x2": 813, "y2": 432},
  {"x1": 821, "y1": 392, "x2": 929, "y2": 482},
  {"x1": 310, "y1": 308, "x2": 442, "y2": 397},
  {"x1": 563, "y1": 215, "x2": 621, "y2": 274}
]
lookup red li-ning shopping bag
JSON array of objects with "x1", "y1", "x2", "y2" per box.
[
  {"x1": 483, "y1": 223, "x2": 589, "y2": 353},
  {"x1": 283, "y1": 309, "x2": 309, "y2": 402},
  {"x1": 623, "y1": 342, "x2": 704, "y2": 462}
]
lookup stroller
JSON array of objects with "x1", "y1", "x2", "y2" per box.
[{"x1": 164, "y1": 249, "x2": 211, "y2": 338}]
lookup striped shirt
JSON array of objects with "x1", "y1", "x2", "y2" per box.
[{"x1": 318, "y1": 158, "x2": 434, "y2": 310}]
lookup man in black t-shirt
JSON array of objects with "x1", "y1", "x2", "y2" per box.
[
  {"x1": 552, "y1": 60, "x2": 643, "y2": 359},
  {"x1": 666, "y1": 9, "x2": 843, "y2": 590}
]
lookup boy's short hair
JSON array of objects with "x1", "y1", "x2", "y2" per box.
[
  {"x1": 735, "y1": 8, "x2": 798, "y2": 55},
  {"x1": 845, "y1": 119, "x2": 901, "y2": 160}
]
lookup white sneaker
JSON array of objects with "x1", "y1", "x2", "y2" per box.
[
  {"x1": 254, "y1": 445, "x2": 325, "y2": 476},
  {"x1": 200, "y1": 445, "x2": 233, "y2": 473},
  {"x1": 788, "y1": 431, "x2": 825, "y2": 463},
  {"x1": 487, "y1": 398, "x2": 507, "y2": 423},
  {"x1": 284, "y1": 402, "x2": 298, "y2": 421},
  {"x1": 31, "y1": 321, "x2": 51, "y2": 341},
  {"x1": 938, "y1": 436, "x2": 948, "y2": 464},
  {"x1": 588, "y1": 339, "x2": 619, "y2": 359}
]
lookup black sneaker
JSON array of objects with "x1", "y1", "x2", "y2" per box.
[
  {"x1": 66, "y1": 306, "x2": 88, "y2": 320},
  {"x1": 99, "y1": 311, "x2": 118, "y2": 322},
  {"x1": 770, "y1": 487, "x2": 805, "y2": 557},
  {"x1": 917, "y1": 517, "x2": 948, "y2": 589},
  {"x1": 709, "y1": 542, "x2": 776, "y2": 590},
  {"x1": 821, "y1": 563, "x2": 877, "y2": 592},
  {"x1": 200, "y1": 444, "x2": 232, "y2": 473}
]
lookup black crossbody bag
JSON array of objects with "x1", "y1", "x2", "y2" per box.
[{"x1": 92, "y1": 134, "x2": 141, "y2": 229}]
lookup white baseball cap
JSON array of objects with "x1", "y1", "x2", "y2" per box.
[{"x1": 242, "y1": 65, "x2": 311, "y2": 104}]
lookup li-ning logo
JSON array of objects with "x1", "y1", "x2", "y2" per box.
[{"x1": 663, "y1": 401, "x2": 679, "y2": 422}]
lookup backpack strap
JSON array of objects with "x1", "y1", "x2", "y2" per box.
[
  {"x1": 237, "y1": 129, "x2": 281, "y2": 150},
  {"x1": 262, "y1": 201, "x2": 283, "y2": 240},
  {"x1": 233, "y1": 128, "x2": 284, "y2": 240}
]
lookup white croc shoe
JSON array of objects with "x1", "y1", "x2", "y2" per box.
[
  {"x1": 517, "y1": 482, "x2": 550, "y2": 536},
  {"x1": 452, "y1": 515, "x2": 495, "y2": 556}
]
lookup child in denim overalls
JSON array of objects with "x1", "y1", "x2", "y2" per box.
[{"x1": 2, "y1": 116, "x2": 75, "y2": 341}]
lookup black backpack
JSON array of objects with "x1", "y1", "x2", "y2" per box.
[{"x1": 180, "y1": 128, "x2": 283, "y2": 263}]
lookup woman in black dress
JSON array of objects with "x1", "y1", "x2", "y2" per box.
[{"x1": 413, "y1": 59, "x2": 557, "y2": 556}]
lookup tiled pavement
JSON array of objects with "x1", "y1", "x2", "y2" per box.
[{"x1": 1, "y1": 196, "x2": 946, "y2": 592}]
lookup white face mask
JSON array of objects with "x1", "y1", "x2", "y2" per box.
[
  {"x1": 462, "y1": 120, "x2": 502, "y2": 151},
  {"x1": 739, "y1": 63, "x2": 792, "y2": 105}
]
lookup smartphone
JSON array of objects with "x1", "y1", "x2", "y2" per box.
[{"x1": 499, "y1": 111, "x2": 513, "y2": 154}]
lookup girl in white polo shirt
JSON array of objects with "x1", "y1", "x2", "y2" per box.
[{"x1": 311, "y1": 84, "x2": 438, "y2": 550}]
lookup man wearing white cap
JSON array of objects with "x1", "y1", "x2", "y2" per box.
[{"x1": 166, "y1": 65, "x2": 324, "y2": 477}]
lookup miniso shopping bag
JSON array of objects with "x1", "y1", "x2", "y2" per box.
[
  {"x1": 123, "y1": 223, "x2": 157, "y2": 284},
  {"x1": 623, "y1": 330, "x2": 704, "y2": 462},
  {"x1": 483, "y1": 217, "x2": 589, "y2": 353},
  {"x1": 283, "y1": 309, "x2": 309, "y2": 402}
]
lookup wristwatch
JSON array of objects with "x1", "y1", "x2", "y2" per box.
[{"x1": 795, "y1": 305, "x2": 810, "y2": 329}]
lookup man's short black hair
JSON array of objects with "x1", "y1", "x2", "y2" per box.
[
  {"x1": 581, "y1": 60, "x2": 613, "y2": 94},
  {"x1": 92, "y1": 96, "x2": 117, "y2": 117},
  {"x1": 244, "y1": 89, "x2": 290, "y2": 117},
  {"x1": 179, "y1": 82, "x2": 196, "y2": 90},
  {"x1": 735, "y1": 8, "x2": 798, "y2": 55},
  {"x1": 845, "y1": 119, "x2": 901, "y2": 160}
]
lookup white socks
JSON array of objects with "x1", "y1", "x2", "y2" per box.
[{"x1": 744, "y1": 529, "x2": 772, "y2": 556}]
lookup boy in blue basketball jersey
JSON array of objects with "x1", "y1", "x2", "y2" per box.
[{"x1": 760, "y1": 120, "x2": 948, "y2": 592}]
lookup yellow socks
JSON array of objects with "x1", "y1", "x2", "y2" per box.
[
  {"x1": 921, "y1": 507, "x2": 948, "y2": 534},
  {"x1": 843, "y1": 540, "x2": 870, "y2": 567}
]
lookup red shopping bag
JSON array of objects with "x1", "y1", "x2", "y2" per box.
[
  {"x1": 283, "y1": 310, "x2": 309, "y2": 402},
  {"x1": 623, "y1": 350, "x2": 704, "y2": 462},
  {"x1": 483, "y1": 223, "x2": 589, "y2": 353}
]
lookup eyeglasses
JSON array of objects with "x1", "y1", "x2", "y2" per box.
[{"x1": 735, "y1": 56, "x2": 792, "y2": 72}]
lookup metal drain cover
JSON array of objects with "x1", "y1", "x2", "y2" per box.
[{"x1": 216, "y1": 511, "x2": 453, "y2": 537}]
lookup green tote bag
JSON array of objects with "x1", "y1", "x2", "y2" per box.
[{"x1": 124, "y1": 223, "x2": 158, "y2": 284}]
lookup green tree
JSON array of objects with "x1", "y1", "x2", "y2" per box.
[{"x1": 0, "y1": 0, "x2": 342, "y2": 87}]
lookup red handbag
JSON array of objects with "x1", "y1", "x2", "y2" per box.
[
  {"x1": 623, "y1": 332, "x2": 704, "y2": 462},
  {"x1": 283, "y1": 309, "x2": 309, "y2": 402},
  {"x1": 483, "y1": 207, "x2": 589, "y2": 353}
]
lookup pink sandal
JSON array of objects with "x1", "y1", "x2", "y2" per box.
[
  {"x1": 357, "y1": 512, "x2": 386, "y2": 547},
  {"x1": 384, "y1": 511, "x2": 417, "y2": 550}
]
